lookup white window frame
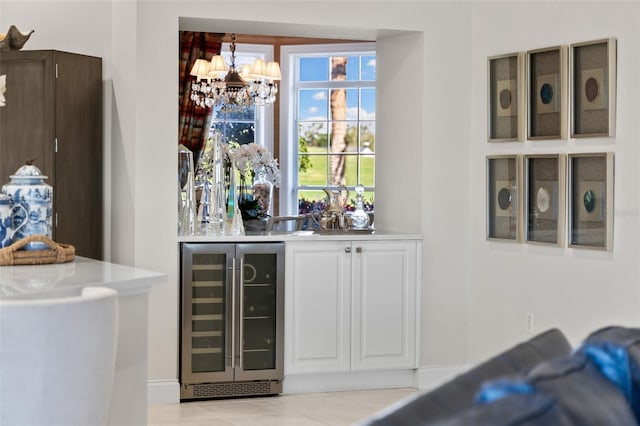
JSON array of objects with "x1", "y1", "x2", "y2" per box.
[{"x1": 280, "y1": 42, "x2": 376, "y2": 216}]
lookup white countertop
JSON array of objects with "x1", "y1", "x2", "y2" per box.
[
  {"x1": 178, "y1": 230, "x2": 423, "y2": 243},
  {"x1": 0, "y1": 257, "x2": 166, "y2": 300}
]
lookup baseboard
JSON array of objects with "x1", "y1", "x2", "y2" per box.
[
  {"x1": 415, "y1": 364, "x2": 469, "y2": 390},
  {"x1": 283, "y1": 369, "x2": 418, "y2": 394},
  {"x1": 147, "y1": 366, "x2": 468, "y2": 403},
  {"x1": 148, "y1": 379, "x2": 180, "y2": 405}
]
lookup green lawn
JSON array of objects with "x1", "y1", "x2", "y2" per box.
[{"x1": 298, "y1": 147, "x2": 375, "y2": 204}]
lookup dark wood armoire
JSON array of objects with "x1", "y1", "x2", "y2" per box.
[{"x1": 0, "y1": 50, "x2": 103, "y2": 259}]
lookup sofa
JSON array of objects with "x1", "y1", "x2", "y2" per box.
[{"x1": 360, "y1": 326, "x2": 640, "y2": 425}]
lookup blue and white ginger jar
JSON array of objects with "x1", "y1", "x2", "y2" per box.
[{"x1": 1, "y1": 163, "x2": 53, "y2": 250}]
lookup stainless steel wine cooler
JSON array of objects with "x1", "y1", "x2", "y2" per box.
[{"x1": 180, "y1": 242, "x2": 284, "y2": 400}]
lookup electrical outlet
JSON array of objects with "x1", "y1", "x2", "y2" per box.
[{"x1": 526, "y1": 313, "x2": 535, "y2": 333}]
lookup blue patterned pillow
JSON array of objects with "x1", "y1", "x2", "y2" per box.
[
  {"x1": 467, "y1": 351, "x2": 637, "y2": 426},
  {"x1": 583, "y1": 326, "x2": 640, "y2": 422}
]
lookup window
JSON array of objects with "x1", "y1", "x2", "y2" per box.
[
  {"x1": 281, "y1": 43, "x2": 376, "y2": 216},
  {"x1": 208, "y1": 43, "x2": 275, "y2": 153}
]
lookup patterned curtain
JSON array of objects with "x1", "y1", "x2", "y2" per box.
[{"x1": 178, "y1": 31, "x2": 224, "y2": 164}]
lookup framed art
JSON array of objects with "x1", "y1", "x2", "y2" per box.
[
  {"x1": 527, "y1": 46, "x2": 568, "y2": 139},
  {"x1": 487, "y1": 155, "x2": 522, "y2": 241},
  {"x1": 488, "y1": 52, "x2": 525, "y2": 142},
  {"x1": 568, "y1": 152, "x2": 614, "y2": 250},
  {"x1": 570, "y1": 38, "x2": 617, "y2": 137},
  {"x1": 524, "y1": 154, "x2": 566, "y2": 246}
]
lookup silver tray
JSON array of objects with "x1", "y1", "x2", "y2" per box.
[{"x1": 313, "y1": 228, "x2": 374, "y2": 235}]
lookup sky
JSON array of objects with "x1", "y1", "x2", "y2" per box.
[{"x1": 298, "y1": 54, "x2": 376, "y2": 122}]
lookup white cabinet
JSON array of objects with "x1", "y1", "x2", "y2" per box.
[
  {"x1": 285, "y1": 241, "x2": 351, "y2": 374},
  {"x1": 285, "y1": 239, "x2": 419, "y2": 375},
  {"x1": 351, "y1": 240, "x2": 418, "y2": 370}
]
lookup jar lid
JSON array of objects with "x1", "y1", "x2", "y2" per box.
[{"x1": 10, "y1": 163, "x2": 48, "y2": 180}]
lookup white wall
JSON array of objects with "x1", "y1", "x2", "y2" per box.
[
  {"x1": 418, "y1": 2, "x2": 472, "y2": 366},
  {"x1": 468, "y1": 1, "x2": 640, "y2": 362},
  {"x1": 110, "y1": 0, "x2": 138, "y2": 266}
]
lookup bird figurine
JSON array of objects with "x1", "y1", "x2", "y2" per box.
[{"x1": 0, "y1": 25, "x2": 34, "y2": 51}]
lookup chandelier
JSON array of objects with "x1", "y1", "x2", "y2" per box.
[{"x1": 190, "y1": 34, "x2": 281, "y2": 110}]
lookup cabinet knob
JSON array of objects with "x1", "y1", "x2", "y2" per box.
[
  {"x1": 345, "y1": 247, "x2": 352, "y2": 253},
  {"x1": 356, "y1": 247, "x2": 362, "y2": 253}
]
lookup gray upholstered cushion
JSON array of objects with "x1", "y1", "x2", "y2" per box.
[
  {"x1": 432, "y1": 352, "x2": 637, "y2": 426},
  {"x1": 359, "y1": 328, "x2": 572, "y2": 426},
  {"x1": 427, "y1": 393, "x2": 568, "y2": 426}
]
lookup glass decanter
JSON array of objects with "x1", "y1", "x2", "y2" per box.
[{"x1": 350, "y1": 184, "x2": 370, "y2": 230}]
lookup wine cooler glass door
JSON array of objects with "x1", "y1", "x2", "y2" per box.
[
  {"x1": 235, "y1": 243, "x2": 284, "y2": 381},
  {"x1": 181, "y1": 243, "x2": 235, "y2": 384}
]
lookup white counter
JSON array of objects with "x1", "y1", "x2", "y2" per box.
[
  {"x1": 0, "y1": 256, "x2": 165, "y2": 299},
  {"x1": 0, "y1": 257, "x2": 166, "y2": 426},
  {"x1": 178, "y1": 230, "x2": 423, "y2": 243}
]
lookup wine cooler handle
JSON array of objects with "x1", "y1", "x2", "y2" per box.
[
  {"x1": 239, "y1": 257, "x2": 245, "y2": 370},
  {"x1": 231, "y1": 257, "x2": 236, "y2": 369}
]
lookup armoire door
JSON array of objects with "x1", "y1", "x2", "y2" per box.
[{"x1": 0, "y1": 51, "x2": 56, "y2": 188}]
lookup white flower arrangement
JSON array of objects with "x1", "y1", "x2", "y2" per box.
[
  {"x1": 0, "y1": 74, "x2": 6, "y2": 107},
  {"x1": 225, "y1": 142, "x2": 281, "y2": 186}
]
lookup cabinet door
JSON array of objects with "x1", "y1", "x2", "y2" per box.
[
  {"x1": 351, "y1": 240, "x2": 418, "y2": 370},
  {"x1": 285, "y1": 241, "x2": 351, "y2": 374},
  {"x1": 53, "y1": 51, "x2": 102, "y2": 259},
  {"x1": 0, "y1": 51, "x2": 55, "y2": 190}
]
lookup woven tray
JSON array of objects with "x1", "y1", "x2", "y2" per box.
[{"x1": 0, "y1": 235, "x2": 75, "y2": 266}]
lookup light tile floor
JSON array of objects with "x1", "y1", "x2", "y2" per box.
[{"x1": 148, "y1": 388, "x2": 418, "y2": 426}]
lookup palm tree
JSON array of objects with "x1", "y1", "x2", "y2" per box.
[{"x1": 330, "y1": 57, "x2": 347, "y2": 186}]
